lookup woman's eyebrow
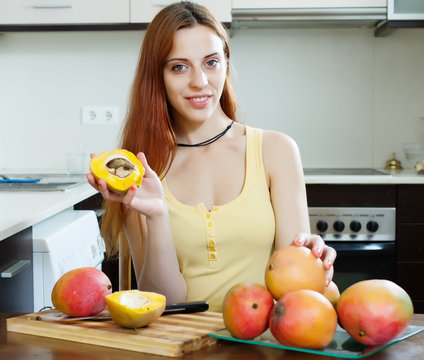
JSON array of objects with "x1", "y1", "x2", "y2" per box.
[
  {"x1": 165, "y1": 52, "x2": 220, "y2": 63},
  {"x1": 204, "y1": 52, "x2": 219, "y2": 58}
]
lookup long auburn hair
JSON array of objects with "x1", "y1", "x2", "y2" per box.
[{"x1": 101, "y1": 1, "x2": 239, "y2": 258}]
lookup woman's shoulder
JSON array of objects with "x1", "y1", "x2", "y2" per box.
[
  {"x1": 261, "y1": 129, "x2": 302, "y2": 175},
  {"x1": 241, "y1": 124, "x2": 300, "y2": 159},
  {"x1": 262, "y1": 129, "x2": 299, "y2": 153}
]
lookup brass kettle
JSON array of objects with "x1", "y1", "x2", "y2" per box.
[{"x1": 385, "y1": 153, "x2": 403, "y2": 170}]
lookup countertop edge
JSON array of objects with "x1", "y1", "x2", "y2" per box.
[
  {"x1": 0, "y1": 184, "x2": 98, "y2": 242},
  {"x1": 304, "y1": 174, "x2": 424, "y2": 184}
]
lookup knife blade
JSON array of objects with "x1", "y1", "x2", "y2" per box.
[{"x1": 56, "y1": 301, "x2": 209, "y2": 321}]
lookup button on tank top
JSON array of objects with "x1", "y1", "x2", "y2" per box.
[{"x1": 162, "y1": 125, "x2": 275, "y2": 312}]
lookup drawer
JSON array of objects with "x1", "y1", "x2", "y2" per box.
[
  {"x1": 0, "y1": 227, "x2": 33, "y2": 313},
  {"x1": 306, "y1": 185, "x2": 396, "y2": 207},
  {"x1": 0, "y1": 0, "x2": 130, "y2": 25},
  {"x1": 397, "y1": 185, "x2": 424, "y2": 223}
]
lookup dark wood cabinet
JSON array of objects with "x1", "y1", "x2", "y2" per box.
[
  {"x1": 396, "y1": 185, "x2": 424, "y2": 313},
  {"x1": 307, "y1": 184, "x2": 396, "y2": 207},
  {"x1": 397, "y1": 185, "x2": 424, "y2": 222},
  {"x1": 396, "y1": 224, "x2": 424, "y2": 261}
]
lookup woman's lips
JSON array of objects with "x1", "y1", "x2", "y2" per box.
[{"x1": 186, "y1": 95, "x2": 211, "y2": 108}]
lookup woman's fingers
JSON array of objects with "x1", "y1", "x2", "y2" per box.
[
  {"x1": 294, "y1": 233, "x2": 325, "y2": 258},
  {"x1": 322, "y1": 245, "x2": 337, "y2": 271},
  {"x1": 86, "y1": 173, "x2": 101, "y2": 192},
  {"x1": 96, "y1": 178, "x2": 125, "y2": 202},
  {"x1": 137, "y1": 152, "x2": 155, "y2": 178},
  {"x1": 122, "y1": 185, "x2": 137, "y2": 207},
  {"x1": 293, "y1": 232, "x2": 337, "y2": 285},
  {"x1": 324, "y1": 263, "x2": 334, "y2": 287}
]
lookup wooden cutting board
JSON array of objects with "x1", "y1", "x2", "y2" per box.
[{"x1": 7, "y1": 310, "x2": 224, "y2": 357}]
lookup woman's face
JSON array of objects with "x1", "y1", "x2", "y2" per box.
[{"x1": 163, "y1": 24, "x2": 227, "y2": 126}]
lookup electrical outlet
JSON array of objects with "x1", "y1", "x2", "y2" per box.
[{"x1": 82, "y1": 106, "x2": 119, "y2": 125}]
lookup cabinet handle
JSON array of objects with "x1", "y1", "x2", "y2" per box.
[
  {"x1": 33, "y1": 4, "x2": 72, "y2": 9},
  {"x1": 1, "y1": 260, "x2": 31, "y2": 278}
]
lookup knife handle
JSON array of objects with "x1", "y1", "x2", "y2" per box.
[{"x1": 163, "y1": 301, "x2": 209, "y2": 315}]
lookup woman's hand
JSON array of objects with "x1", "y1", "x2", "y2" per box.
[
  {"x1": 86, "y1": 152, "x2": 166, "y2": 218},
  {"x1": 292, "y1": 233, "x2": 337, "y2": 287}
]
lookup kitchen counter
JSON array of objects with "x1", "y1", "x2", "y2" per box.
[
  {"x1": 0, "y1": 181, "x2": 97, "y2": 241},
  {"x1": 1, "y1": 313, "x2": 423, "y2": 360},
  {"x1": 304, "y1": 168, "x2": 424, "y2": 184}
]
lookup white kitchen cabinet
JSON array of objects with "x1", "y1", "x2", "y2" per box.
[
  {"x1": 0, "y1": 0, "x2": 130, "y2": 25},
  {"x1": 130, "y1": 0, "x2": 232, "y2": 24},
  {"x1": 232, "y1": 0, "x2": 387, "y2": 9},
  {"x1": 232, "y1": 0, "x2": 387, "y2": 28}
]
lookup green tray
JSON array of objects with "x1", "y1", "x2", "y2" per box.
[{"x1": 209, "y1": 325, "x2": 424, "y2": 359}]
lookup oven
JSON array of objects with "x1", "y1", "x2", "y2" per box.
[{"x1": 309, "y1": 207, "x2": 396, "y2": 293}]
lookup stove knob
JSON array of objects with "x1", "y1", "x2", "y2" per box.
[
  {"x1": 316, "y1": 220, "x2": 328, "y2": 233},
  {"x1": 333, "y1": 220, "x2": 345, "y2": 232},
  {"x1": 350, "y1": 220, "x2": 362, "y2": 232},
  {"x1": 367, "y1": 221, "x2": 379, "y2": 233}
]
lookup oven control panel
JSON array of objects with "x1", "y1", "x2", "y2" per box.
[{"x1": 308, "y1": 207, "x2": 395, "y2": 241}]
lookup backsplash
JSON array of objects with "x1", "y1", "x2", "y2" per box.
[{"x1": 1, "y1": 27, "x2": 423, "y2": 172}]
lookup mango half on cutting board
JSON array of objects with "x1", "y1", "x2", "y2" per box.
[
  {"x1": 90, "y1": 149, "x2": 144, "y2": 194},
  {"x1": 106, "y1": 290, "x2": 166, "y2": 328}
]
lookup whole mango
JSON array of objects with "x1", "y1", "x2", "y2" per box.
[
  {"x1": 51, "y1": 267, "x2": 112, "y2": 317},
  {"x1": 269, "y1": 289, "x2": 337, "y2": 349},
  {"x1": 337, "y1": 279, "x2": 413, "y2": 346},
  {"x1": 323, "y1": 281, "x2": 340, "y2": 308},
  {"x1": 265, "y1": 246, "x2": 326, "y2": 300},
  {"x1": 223, "y1": 282, "x2": 274, "y2": 340}
]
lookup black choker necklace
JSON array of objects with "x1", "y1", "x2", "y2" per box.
[{"x1": 177, "y1": 120, "x2": 235, "y2": 147}]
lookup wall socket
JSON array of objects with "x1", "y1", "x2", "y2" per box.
[{"x1": 82, "y1": 106, "x2": 119, "y2": 125}]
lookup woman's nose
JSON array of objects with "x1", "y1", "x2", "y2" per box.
[{"x1": 190, "y1": 68, "x2": 208, "y2": 89}]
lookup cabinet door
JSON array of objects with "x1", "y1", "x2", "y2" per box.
[
  {"x1": 0, "y1": 227, "x2": 33, "y2": 313},
  {"x1": 232, "y1": 0, "x2": 386, "y2": 9},
  {"x1": 397, "y1": 223, "x2": 424, "y2": 261},
  {"x1": 397, "y1": 185, "x2": 424, "y2": 223},
  {"x1": 0, "y1": 0, "x2": 130, "y2": 25},
  {"x1": 130, "y1": 0, "x2": 231, "y2": 24}
]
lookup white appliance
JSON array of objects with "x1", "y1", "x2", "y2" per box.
[{"x1": 32, "y1": 210, "x2": 105, "y2": 312}]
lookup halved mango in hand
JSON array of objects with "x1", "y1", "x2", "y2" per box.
[
  {"x1": 89, "y1": 149, "x2": 144, "y2": 194},
  {"x1": 105, "y1": 290, "x2": 166, "y2": 328}
]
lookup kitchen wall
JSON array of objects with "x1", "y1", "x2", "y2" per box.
[{"x1": 1, "y1": 26, "x2": 423, "y2": 171}]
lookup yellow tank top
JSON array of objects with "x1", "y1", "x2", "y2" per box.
[{"x1": 162, "y1": 126, "x2": 275, "y2": 312}]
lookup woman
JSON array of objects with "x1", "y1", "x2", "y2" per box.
[{"x1": 87, "y1": 1, "x2": 336, "y2": 312}]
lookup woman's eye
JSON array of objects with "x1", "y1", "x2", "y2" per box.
[
  {"x1": 172, "y1": 64, "x2": 186, "y2": 71},
  {"x1": 206, "y1": 59, "x2": 218, "y2": 67}
]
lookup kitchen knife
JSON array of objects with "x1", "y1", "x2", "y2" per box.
[
  {"x1": 56, "y1": 301, "x2": 209, "y2": 321},
  {"x1": 163, "y1": 301, "x2": 209, "y2": 315}
]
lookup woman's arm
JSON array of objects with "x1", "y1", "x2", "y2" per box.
[
  {"x1": 87, "y1": 153, "x2": 187, "y2": 304},
  {"x1": 124, "y1": 207, "x2": 187, "y2": 304},
  {"x1": 262, "y1": 131, "x2": 336, "y2": 284}
]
